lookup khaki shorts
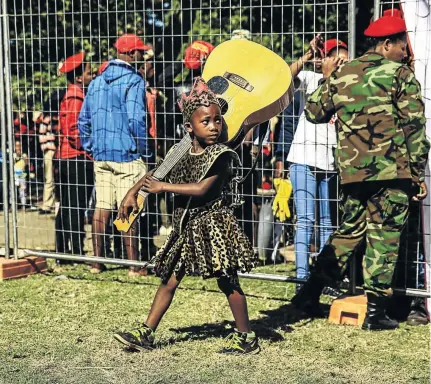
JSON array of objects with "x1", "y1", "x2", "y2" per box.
[{"x1": 94, "y1": 158, "x2": 147, "y2": 210}]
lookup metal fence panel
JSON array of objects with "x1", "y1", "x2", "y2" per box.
[{"x1": 0, "y1": 0, "x2": 429, "y2": 297}]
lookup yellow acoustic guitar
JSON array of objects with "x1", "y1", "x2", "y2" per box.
[
  {"x1": 203, "y1": 39, "x2": 293, "y2": 148},
  {"x1": 114, "y1": 40, "x2": 293, "y2": 233}
]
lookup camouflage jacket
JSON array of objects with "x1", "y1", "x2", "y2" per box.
[{"x1": 305, "y1": 52, "x2": 430, "y2": 184}]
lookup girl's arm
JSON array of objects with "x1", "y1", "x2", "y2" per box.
[
  {"x1": 116, "y1": 171, "x2": 220, "y2": 222},
  {"x1": 142, "y1": 173, "x2": 220, "y2": 198}
]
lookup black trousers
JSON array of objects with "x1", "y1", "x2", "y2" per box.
[{"x1": 55, "y1": 156, "x2": 94, "y2": 255}]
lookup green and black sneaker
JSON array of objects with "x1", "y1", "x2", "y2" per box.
[
  {"x1": 114, "y1": 324, "x2": 155, "y2": 351},
  {"x1": 219, "y1": 329, "x2": 260, "y2": 355}
]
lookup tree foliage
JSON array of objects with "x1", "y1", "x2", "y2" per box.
[{"x1": 8, "y1": 0, "x2": 359, "y2": 111}]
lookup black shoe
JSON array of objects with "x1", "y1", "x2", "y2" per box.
[
  {"x1": 407, "y1": 297, "x2": 429, "y2": 326},
  {"x1": 291, "y1": 272, "x2": 326, "y2": 318},
  {"x1": 114, "y1": 324, "x2": 155, "y2": 351},
  {"x1": 219, "y1": 329, "x2": 260, "y2": 355},
  {"x1": 322, "y1": 286, "x2": 344, "y2": 299},
  {"x1": 362, "y1": 293, "x2": 399, "y2": 331}
]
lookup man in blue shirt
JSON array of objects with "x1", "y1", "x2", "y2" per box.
[{"x1": 78, "y1": 34, "x2": 153, "y2": 276}]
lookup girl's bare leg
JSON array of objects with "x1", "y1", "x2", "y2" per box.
[
  {"x1": 145, "y1": 269, "x2": 185, "y2": 330},
  {"x1": 217, "y1": 277, "x2": 251, "y2": 333}
]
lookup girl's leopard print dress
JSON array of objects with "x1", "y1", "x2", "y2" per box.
[{"x1": 153, "y1": 143, "x2": 257, "y2": 283}]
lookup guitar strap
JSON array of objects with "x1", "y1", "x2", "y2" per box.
[{"x1": 237, "y1": 120, "x2": 270, "y2": 184}]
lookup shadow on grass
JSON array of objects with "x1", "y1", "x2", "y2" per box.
[
  {"x1": 166, "y1": 302, "x2": 331, "y2": 345},
  {"x1": 46, "y1": 268, "x2": 292, "y2": 303},
  {"x1": 47, "y1": 265, "x2": 331, "y2": 344}
]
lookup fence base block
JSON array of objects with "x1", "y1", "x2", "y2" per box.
[
  {"x1": 329, "y1": 295, "x2": 367, "y2": 327},
  {"x1": 0, "y1": 256, "x2": 48, "y2": 281}
]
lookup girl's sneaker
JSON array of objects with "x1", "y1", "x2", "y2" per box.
[
  {"x1": 114, "y1": 324, "x2": 155, "y2": 351},
  {"x1": 219, "y1": 329, "x2": 260, "y2": 355}
]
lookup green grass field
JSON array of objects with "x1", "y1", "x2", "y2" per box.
[{"x1": 0, "y1": 262, "x2": 429, "y2": 384}]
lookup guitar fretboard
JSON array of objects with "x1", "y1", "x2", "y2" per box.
[
  {"x1": 138, "y1": 134, "x2": 193, "y2": 198},
  {"x1": 153, "y1": 134, "x2": 193, "y2": 179}
]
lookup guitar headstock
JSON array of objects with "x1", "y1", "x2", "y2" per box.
[
  {"x1": 113, "y1": 193, "x2": 147, "y2": 233},
  {"x1": 113, "y1": 209, "x2": 142, "y2": 232}
]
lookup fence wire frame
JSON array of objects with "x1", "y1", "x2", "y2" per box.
[
  {"x1": 0, "y1": 0, "x2": 428, "y2": 298},
  {"x1": 0, "y1": 6, "x2": 9, "y2": 259}
]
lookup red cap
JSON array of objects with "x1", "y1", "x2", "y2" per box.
[
  {"x1": 324, "y1": 39, "x2": 348, "y2": 55},
  {"x1": 98, "y1": 61, "x2": 109, "y2": 75},
  {"x1": 59, "y1": 51, "x2": 85, "y2": 73},
  {"x1": 364, "y1": 9, "x2": 407, "y2": 37},
  {"x1": 184, "y1": 41, "x2": 214, "y2": 70},
  {"x1": 114, "y1": 34, "x2": 152, "y2": 53}
]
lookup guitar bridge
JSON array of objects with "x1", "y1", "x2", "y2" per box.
[{"x1": 223, "y1": 72, "x2": 254, "y2": 92}]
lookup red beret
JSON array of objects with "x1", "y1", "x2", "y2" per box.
[
  {"x1": 59, "y1": 51, "x2": 85, "y2": 73},
  {"x1": 382, "y1": 9, "x2": 402, "y2": 18},
  {"x1": 97, "y1": 61, "x2": 109, "y2": 75},
  {"x1": 324, "y1": 39, "x2": 348, "y2": 55},
  {"x1": 184, "y1": 41, "x2": 214, "y2": 70},
  {"x1": 114, "y1": 34, "x2": 151, "y2": 53},
  {"x1": 364, "y1": 9, "x2": 406, "y2": 37}
]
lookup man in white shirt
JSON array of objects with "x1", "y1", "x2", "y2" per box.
[{"x1": 283, "y1": 37, "x2": 348, "y2": 289}]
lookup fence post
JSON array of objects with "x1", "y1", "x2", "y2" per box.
[
  {"x1": 374, "y1": 0, "x2": 381, "y2": 21},
  {"x1": 348, "y1": 0, "x2": 356, "y2": 60},
  {"x1": 347, "y1": 0, "x2": 357, "y2": 295},
  {"x1": 1, "y1": 2, "x2": 18, "y2": 259},
  {"x1": 0, "y1": 3, "x2": 9, "y2": 258}
]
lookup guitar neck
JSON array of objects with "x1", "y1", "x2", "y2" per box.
[
  {"x1": 153, "y1": 134, "x2": 193, "y2": 180},
  {"x1": 137, "y1": 135, "x2": 192, "y2": 201}
]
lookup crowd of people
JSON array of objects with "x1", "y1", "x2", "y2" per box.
[{"x1": 2, "y1": 8, "x2": 430, "y2": 350}]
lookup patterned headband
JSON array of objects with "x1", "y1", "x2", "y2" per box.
[{"x1": 177, "y1": 77, "x2": 220, "y2": 123}]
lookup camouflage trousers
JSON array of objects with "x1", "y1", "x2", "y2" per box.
[{"x1": 315, "y1": 180, "x2": 411, "y2": 296}]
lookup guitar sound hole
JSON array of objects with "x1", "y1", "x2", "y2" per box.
[
  {"x1": 207, "y1": 76, "x2": 229, "y2": 94},
  {"x1": 218, "y1": 98, "x2": 229, "y2": 115}
]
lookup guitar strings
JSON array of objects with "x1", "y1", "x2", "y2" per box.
[
  {"x1": 155, "y1": 136, "x2": 192, "y2": 176},
  {"x1": 215, "y1": 84, "x2": 244, "y2": 112},
  {"x1": 157, "y1": 137, "x2": 191, "y2": 171}
]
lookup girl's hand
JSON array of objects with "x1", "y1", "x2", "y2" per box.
[
  {"x1": 117, "y1": 189, "x2": 139, "y2": 222},
  {"x1": 142, "y1": 173, "x2": 165, "y2": 194}
]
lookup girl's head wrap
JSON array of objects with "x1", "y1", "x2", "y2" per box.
[{"x1": 177, "y1": 77, "x2": 220, "y2": 123}]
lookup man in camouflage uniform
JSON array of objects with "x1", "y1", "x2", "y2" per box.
[{"x1": 291, "y1": 9, "x2": 430, "y2": 330}]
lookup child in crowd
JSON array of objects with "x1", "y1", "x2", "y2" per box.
[
  {"x1": 13, "y1": 141, "x2": 28, "y2": 209},
  {"x1": 114, "y1": 77, "x2": 259, "y2": 355}
]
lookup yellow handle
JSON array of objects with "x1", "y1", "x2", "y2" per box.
[{"x1": 113, "y1": 193, "x2": 147, "y2": 233}]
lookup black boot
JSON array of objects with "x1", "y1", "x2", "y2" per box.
[
  {"x1": 291, "y1": 272, "x2": 326, "y2": 318},
  {"x1": 407, "y1": 297, "x2": 429, "y2": 326},
  {"x1": 362, "y1": 293, "x2": 399, "y2": 331}
]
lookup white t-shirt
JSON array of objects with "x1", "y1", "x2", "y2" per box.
[{"x1": 286, "y1": 70, "x2": 337, "y2": 171}]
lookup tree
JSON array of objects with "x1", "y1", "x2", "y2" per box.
[{"x1": 7, "y1": 0, "x2": 366, "y2": 111}]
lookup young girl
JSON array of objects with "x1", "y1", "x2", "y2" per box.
[{"x1": 114, "y1": 77, "x2": 259, "y2": 355}]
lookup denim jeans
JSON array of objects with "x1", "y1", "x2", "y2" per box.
[{"x1": 290, "y1": 163, "x2": 334, "y2": 279}]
